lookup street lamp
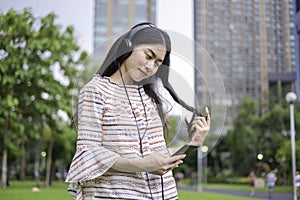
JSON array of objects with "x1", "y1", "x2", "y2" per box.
[
  {"x1": 197, "y1": 148, "x2": 203, "y2": 192},
  {"x1": 285, "y1": 92, "x2": 297, "y2": 200},
  {"x1": 197, "y1": 145, "x2": 209, "y2": 192},
  {"x1": 201, "y1": 146, "x2": 209, "y2": 184}
]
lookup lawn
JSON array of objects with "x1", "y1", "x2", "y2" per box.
[
  {"x1": 178, "y1": 190, "x2": 263, "y2": 200},
  {"x1": 0, "y1": 181, "x2": 73, "y2": 200},
  {"x1": 203, "y1": 183, "x2": 292, "y2": 193},
  {"x1": 0, "y1": 181, "x2": 265, "y2": 200}
]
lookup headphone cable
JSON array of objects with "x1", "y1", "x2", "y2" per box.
[
  {"x1": 118, "y1": 68, "x2": 157, "y2": 200},
  {"x1": 118, "y1": 68, "x2": 148, "y2": 151}
]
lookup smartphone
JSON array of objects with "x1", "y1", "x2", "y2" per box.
[{"x1": 171, "y1": 144, "x2": 199, "y2": 156}]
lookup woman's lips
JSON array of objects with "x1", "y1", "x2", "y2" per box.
[{"x1": 139, "y1": 69, "x2": 147, "y2": 77}]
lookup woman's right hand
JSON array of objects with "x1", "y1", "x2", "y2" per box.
[
  {"x1": 187, "y1": 107, "x2": 210, "y2": 146},
  {"x1": 140, "y1": 152, "x2": 185, "y2": 175}
]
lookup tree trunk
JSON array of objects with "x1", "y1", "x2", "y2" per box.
[
  {"x1": 1, "y1": 116, "x2": 9, "y2": 189},
  {"x1": 57, "y1": 160, "x2": 65, "y2": 181},
  {"x1": 210, "y1": 149, "x2": 221, "y2": 176},
  {"x1": 20, "y1": 139, "x2": 26, "y2": 181},
  {"x1": 1, "y1": 143, "x2": 8, "y2": 189},
  {"x1": 34, "y1": 140, "x2": 41, "y2": 187},
  {"x1": 213, "y1": 156, "x2": 221, "y2": 176},
  {"x1": 45, "y1": 138, "x2": 54, "y2": 188}
]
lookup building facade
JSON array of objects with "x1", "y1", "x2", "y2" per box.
[
  {"x1": 295, "y1": 0, "x2": 300, "y2": 98},
  {"x1": 194, "y1": 0, "x2": 298, "y2": 123},
  {"x1": 93, "y1": 0, "x2": 156, "y2": 57}
]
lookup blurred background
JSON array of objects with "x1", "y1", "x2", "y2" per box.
[{"x1": 0, "y1": 0, "x2": 300, "y2": 197}]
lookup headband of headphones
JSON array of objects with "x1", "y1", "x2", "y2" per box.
[
  {"x1": 126, "y1": 22, "x2": 157, "y2": 40},
  {"x1": 115, "y1": 22, "x2": 157, "y2": 64}
]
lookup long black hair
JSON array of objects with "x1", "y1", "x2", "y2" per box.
[{"x1": 97, "y1": 23, "x2": 202, "y2": 122}]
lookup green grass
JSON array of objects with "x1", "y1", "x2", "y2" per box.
[
  {"x1": 0, "y1": 181, "x2": 73, "y2": 200},
  {"x1": 204, "y1": 183, "x2": 292, "y2": 193},
  {"x1": 1, "y1": 180, "x2": 288, "y2": 200},
  {"x1": 178, "y1": 190, "x2": 264, "y2": 200}
]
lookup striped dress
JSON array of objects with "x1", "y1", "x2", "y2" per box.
[{"x1": 66, "y1": 74, "x2": 178, "y2": 200}]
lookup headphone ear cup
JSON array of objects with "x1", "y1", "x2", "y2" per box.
[
  {"x1": 124, "y1": 39, "x2": 132, "y2": 51},
  {"x1": 116, "y1": 38, "x2": 133, "y2": 64},
  {"x1": 117, "y1": 23, "x2": 155, "y2": 64}
]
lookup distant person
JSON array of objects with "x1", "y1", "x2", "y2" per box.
[
  {"x1": 296, "y1": 171, "x2": 300, "y2": 200},
  {"x1": 266, "y1": 170, "x2": 277, "y2": 199},
  {"x1": 175, "y1": 172, "x2": 184, "y2": 187},
  {"x1": 190, "y1": 171, "x2": 197, "y2": 185},
  {"x1": 248, "y1": 171, "x2": 256, "y2": 196}
]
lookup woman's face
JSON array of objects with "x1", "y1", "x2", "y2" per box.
[{"x1": 121, "y1": 44, "x2": 166, "y2": 84}]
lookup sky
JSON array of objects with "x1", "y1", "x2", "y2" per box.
[
  {"x1": 0, "y1": 0, "x2": 94, "y2": 53},
  {"x1": 0, "y1": 0, "x2": 193, "y2": 54},
  {"x1": 0, "y1": 0, "x2": 195, "y2": 112}
]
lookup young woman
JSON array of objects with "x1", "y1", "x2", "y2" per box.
[
  {"x1": 248, "y1": 171, "x2": 256, "y2": 196},
  {"x1": 66, "y1": 22, "x2": 210, "y2": 200}
]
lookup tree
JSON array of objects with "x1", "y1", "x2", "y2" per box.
[
  {"x1": 222, "y1": 98, "x2": 260, "y2": 175},
  {"x1": 274, "y1": 101, "x2": 300, "y2": 184},
  {"x1": 258, "y1": 105, "x2": 289, "y2": 170},
  {"x1": 0, "y1": 8, "x2": 87, "y2": 188},
  {"x1": 217, "y1": 97, "x2": 299, "y2": 180}
]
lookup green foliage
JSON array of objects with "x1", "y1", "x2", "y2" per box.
[
  {"x1": 222, "y1": 98, "x2": 260, "y2": 175},
  {"x1": 276, "y1": 140, "x2": 300, "y2": 181},
  {"x1": 258, "y1": 105, "x2": 288, "y2": 170},
  {"x1": 165, "y1": 115, "x2": 179, "y2": 144},
  {"x1": 0, "y1": 8, "x2": 88, "y2": 186},
  {"x1": 218, "y1": 96, "x2": 300, "y2": 181}
]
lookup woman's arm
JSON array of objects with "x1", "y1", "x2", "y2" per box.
[
  {"x1": 111, "y1": 152, "x2": 185, "y2": 176},
  {"x1": 66, "y1": 82, "x2": 121, "y2": 182}
]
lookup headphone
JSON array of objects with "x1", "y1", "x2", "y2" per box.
[{"x1": 116, "y1": 22, "x2": 157, "y2": 62}]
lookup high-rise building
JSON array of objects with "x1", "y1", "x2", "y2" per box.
[
  {"x1": 93, "y1": 0, "x2": 156, "y2": 57},
  {"x1": 294, "y1": 0, "x2": 300, "y2": 98},
  {"x1": 194, "y1": 0, "x2": 298, "y2": 123}
]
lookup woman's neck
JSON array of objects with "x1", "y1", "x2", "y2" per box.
[{"x1": 110, "y1": 68, "x2": 133, "y2": 85}]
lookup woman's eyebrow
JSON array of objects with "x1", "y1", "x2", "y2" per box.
[{"x1": 146, "y1": 48, "x2": 163, "y2": 62}]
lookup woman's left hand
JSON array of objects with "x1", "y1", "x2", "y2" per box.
[{"x1": 188, "y1": 107, "x2": 210, "y2": 146}]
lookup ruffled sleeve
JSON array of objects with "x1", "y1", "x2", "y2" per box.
[{"x1": 65, "y1": 79, "x2": 121, "y2": 183}]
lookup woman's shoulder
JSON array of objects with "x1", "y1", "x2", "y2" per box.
[{"x1": 80, "y1": 74, "x2": 114, "y2": 94}]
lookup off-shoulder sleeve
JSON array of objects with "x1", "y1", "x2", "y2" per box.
[{"x1": 65, "y1": 81, "x2": 121, "y2": 182}]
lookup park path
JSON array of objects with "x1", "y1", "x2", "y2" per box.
[{"x1": 178, "y1": 186, "x2": 293, "y2": 200}]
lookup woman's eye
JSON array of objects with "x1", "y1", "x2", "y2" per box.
[
  {"x1": 145, "y1": 52, "x2": 161, "y2": 67},
  {"x1": 146, "y1": 54, "x2": 152, "y2": 59}
]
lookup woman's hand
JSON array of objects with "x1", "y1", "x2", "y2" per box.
[
  {"x1": 111, "y1": 152, "x2": 185, "y2": 176},
  {"x1": 188, "y1": 107, "x2": 210, "y2": 146},
  {"x1": 141, "y1": 152, "x2": 185, "y2": 176}
]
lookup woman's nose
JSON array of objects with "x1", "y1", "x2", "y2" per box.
[{"x1": 145, "y1": 60, "x2": 155, "y2": 72}]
